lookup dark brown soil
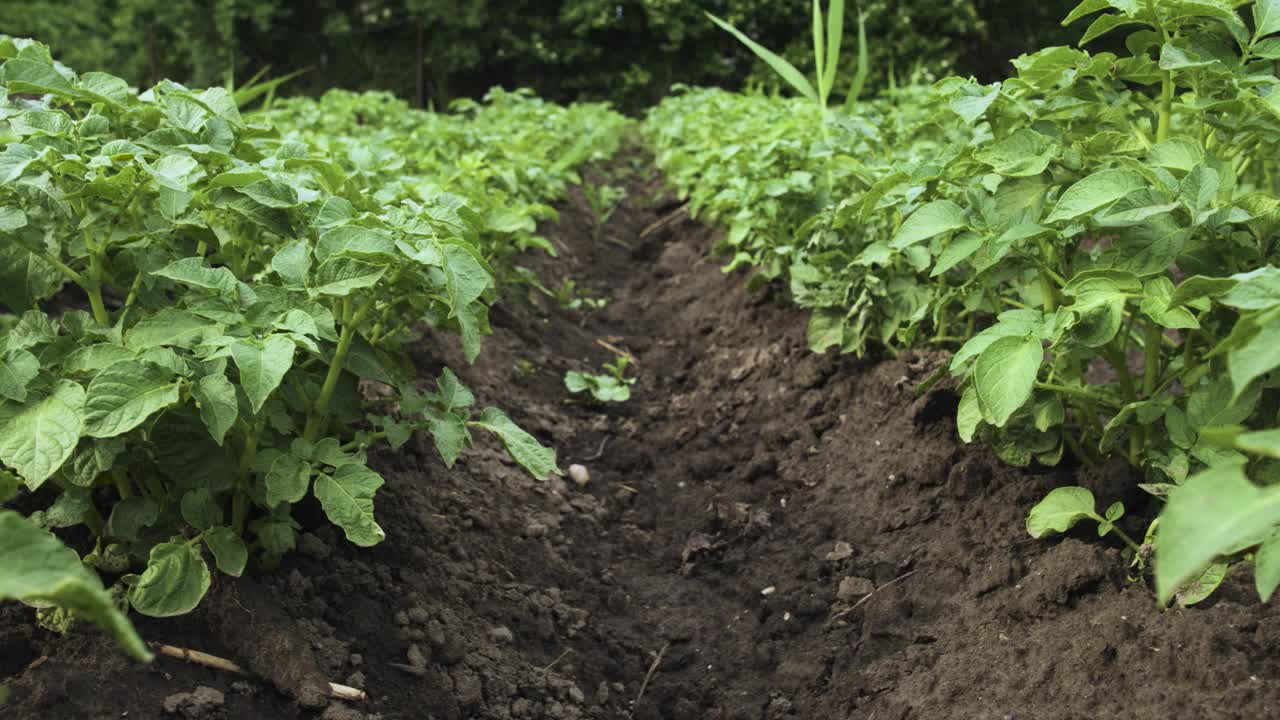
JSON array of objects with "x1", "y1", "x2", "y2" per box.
[{"x1": 4, "y1": 156, "x2": 1280, "y2": 720}]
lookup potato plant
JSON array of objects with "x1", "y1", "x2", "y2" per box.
[
  {"x1": 647, "y1": 0, "x2": 1280, "y2": 605},
  {"x1": 0, "y1": 38, "x2": 625, "y2": 653}
]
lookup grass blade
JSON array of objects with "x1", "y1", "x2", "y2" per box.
[
  {"x1": 844, "y1": 10, "x2": 869, "y2": 110},
  {"x1": 824, "y1": 0, "x2": 845, "y2": 104},
  {"x1": 813, "y1": 0, "x2": 826, "y2": 103},
  {"x1": 707, "y1": 12, "x2": 818, "y2": 103}
]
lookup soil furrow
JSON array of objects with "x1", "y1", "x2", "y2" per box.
[{"x1": 4, "y1": 157, "x2": 1280, "y2": 720}]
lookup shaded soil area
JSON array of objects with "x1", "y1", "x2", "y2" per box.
[{"x1": 4, "y1": 155, "x2": 1280, "y2": 720}]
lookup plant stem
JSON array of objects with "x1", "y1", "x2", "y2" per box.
[
  {"x1": 232, "y1": 423, "x2": 260, "y2": 534},
  {"x1": 1156, "y1": 70, "x2": 1174, "y2": 143},
  {"x1": 87, "y1": 244, "x2": 110, "y2": 325},
  {"x1": 304, "y1": 296, "x2": 375, "y2": 442},
  {"x1": 1142, "y1": 322, "x2": 1163, "y2": 397},
  {"x1": 1035, "y1": 382, "x2": 1118, "y2": 408},
  {"x1": 112, "y1": 469, "x2": 133, "y2": 500},
  {"x1": 1109, "y1": 524, "x2": 1144, "y2": 555}
]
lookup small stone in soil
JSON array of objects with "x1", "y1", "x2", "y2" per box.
[
  {"x1": 490, "y1": 625, "x2": 515, "y2": 644},
  {"x1": 568, "y1": 463, "x2": 590, "y2": 486},
  {"x1": 408, "y1": 607, "x2": 430, "y2": 625},
  {"x1": 837, "y1": 576, "x2": 875, "y2": 602},
  {"x1": 407, "y1": 643, "x2": 428, "y2": 668},
  {"x1": 826, "y1": 541, "x2": 854, "y2": 562},
  {"x1": 349, "y1": 653, "x2": 363, "y2": 667},
  {"x1": 162, "y1": 686, "x2": 224, "y2": 719},
  {"x1": 568, "y1": 684, "x2": 586, "y2": 704},
  {"x1": 345, "y1": 670, "x2": 366, "y2": 689},
  {"x1": 394, "y1": 611, "x2": 409, "y2": 626}
]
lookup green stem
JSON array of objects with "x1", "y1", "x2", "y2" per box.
[
  {"x1": 112, "y1": 469, "x2": 133, "y2": 500},
  {"x1": 340, "y1": 430, "x2": 388, "y2": 453},
  {"x1": 1156, "y1": 70, "x2": 1174, "y2": 143},
  {"x1": 1063, "y1": 428, "x2": 1096, "y2": 467},
  {"x1": 1035, "y1": 382, "x2": 1119, "y2": 409},
  {"x1": 304, "y1": 296, "x2": 376, "y2": 442},
  {"x1": 1108, "y1": 523, "x2": 1144, "y2": 555},
  {"x1": 86, "y1": 246, "x2": 110, "y2": 325},
  {"x1": 1142, "y1": 322, "x2": 1163, "y2": 397},
  {"x1": 232, "y1": 423, "x2": 260, "y2": 534}
]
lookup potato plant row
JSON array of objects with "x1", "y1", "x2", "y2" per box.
[
  {"x1": 0, "y1": 38, "x2": 627, "y2": 657},
  {"x1": 646, "y1": 1, "x2": 1280, "y2": 607}
]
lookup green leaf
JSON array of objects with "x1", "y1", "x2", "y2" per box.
[
  {"x1": 1045, "y1": 169, "x2": 1147, "y2": 223},
  {"x1": 0, "y1": 144, "x2": 39, "y2": 184},
  {"x1": 890, "y1": 200, "x2": 968, "y2": 249},
  {"x1": 956, "y1": 385, "x2": 983, "y2": 443},
  {"x1": 1228, "y1": 322, "x2": 1280, "y2": 397},
  {"x1": 1175, "y1": 562, "x2": 1229, "y2": 606},
  {"x1": 949, "y1": 84, "x2": 1000, "y2": 125},
  {"x1": 975, "y1": 129, "x2": 1056, "y2": 177},
  {"x1": 1080, "y1": 13, "x2": 1143, "y2": 44},
  {"x1": 1236, "y1": 429, "x2": 1280, "y2": 459},
  {"x1": 426, "y1": 411, "x2": 470, "y2": 468},
  {"x1": 105, "y1": 497, "x2": 159, "y2": 541},
  {"x1": 127, "y1": 541, "x2": 211, "y2": 617},
  {"x1": 191, "y1": 373, "x2": 238, "y2": 446},
  {"x1": 314, "y1": 463, "x2": 386, "y2": 547},
  {"x1": 439, "y1": 244, "x2": 492, "y2": 318},
  {"x1": 270, "y1": 241, "x2": 311, "y2": 287},
  {"x1": 265, "y1": 453, "x2": 311, "y2": 508},
  {"x1": 1027, "y1": 486, "x2": 1098, "y2": 538},
  {"x1": 180, "y1": 488, "x2": 222, "y2": 531},
  {"x1": 124, "y1": 309, "x2": 216, "y2": 351},
  {"x1": 316, "y1": 225, "x2": 396, "y2": 264},
  {"x1": 1257, "y1": 0, "x2": 1280, "y2": 39},
  {"x1": 1155, "y1": 462, "x2": 1280, "y2": 605},
  {"x1": 1255, "y1": 531, "x2": 1280, "y2": 601},
  {"x1": 310, "y1": 258, "x2": 386, "y2": 297},
  {"x1": 62, "y1": 344, "x2": 137, "y2": 375},
  {"x1": 973, "y1": 336, "x2": 1043, "y2": 427},
  {"x1": 236, "y1": 179, "x2": 299, "y2": 208},
  {"x1": 204, "y1": 527, "x2": 247, "y2": 577},
  {"x1": 470, "y1": 407, "x2": 559, "y2": 480},
  {"x1": 931, "y1": 232, "x2": 985, "y2": 276},
  {"x1": 1221, "y1": 267, "x2": 1280, "y2": 310},
  {"x1": 230, "y1": 335, "x2": 295, "y2": 414},
  {"x1": 83, "y1": 362, "x2": 181, "y2": 438},
  {"x1": 0, "y1": 381, "x2": 85, "y2": 489},
  {"x1": 0, "y1": 510, "x2": 151, "y2": 661},
  {"x1": 706, "y1": 13, "x2": 818, "y2": 102},
  {"x1": 435, "y1": 368, "x2": 476, "y2": 411},
  {"x1": 0, "y1": 349, "x2": 39, "y2": 402},
  {"x1": 0, "y1": 469, "x2": 20, "y2": 502},
  {"x1": 151, "y1": 258, "x2": 239, "y2": 297}
]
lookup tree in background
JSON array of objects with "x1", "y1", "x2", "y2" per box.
[
  {"x1": 3, "y1": 0, "x2": 279, "y2": 87},
  {"x1": 2, "y1": 0, "x2": 1082, "y2": 110}
]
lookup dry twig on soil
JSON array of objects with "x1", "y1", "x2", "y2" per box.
[
  {"x1": 826, "y1": 570, "x2": 921, "y2": 627},
  {"x1": 153, "y1": 644, "x2": 367, "y2": 702},
  {"x1": 629, "y1": 642, "x2": 670, "y2": 718}
]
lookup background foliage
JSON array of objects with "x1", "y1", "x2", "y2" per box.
[{"x1": 4, "y1": 0, "x2": 1080, "y2": 111}]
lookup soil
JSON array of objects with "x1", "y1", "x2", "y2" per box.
[{"x1": 4, "y1": 154, "x2": 1280, "y2": 720}]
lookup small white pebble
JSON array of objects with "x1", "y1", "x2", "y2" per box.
[
  {"x1": 888, "y1": 474, "x2": 896, "y2": 481},
  {"x1": 761, "y1": 586, "x2": 776, "y2": 596},
  {"x1": 568, "y1": 464, "x2": 590, "y2": 486},
  {"x1": 783, "y1": 612, "x2": 792, "y2": 622}
]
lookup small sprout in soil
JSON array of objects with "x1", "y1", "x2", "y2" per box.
[
  {"x1": 565, "y1": 356, "x2": 635, "y2": 403},
  {"x1": 1027, "y1": 487, "x2": 1142, "y2": 558}
]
